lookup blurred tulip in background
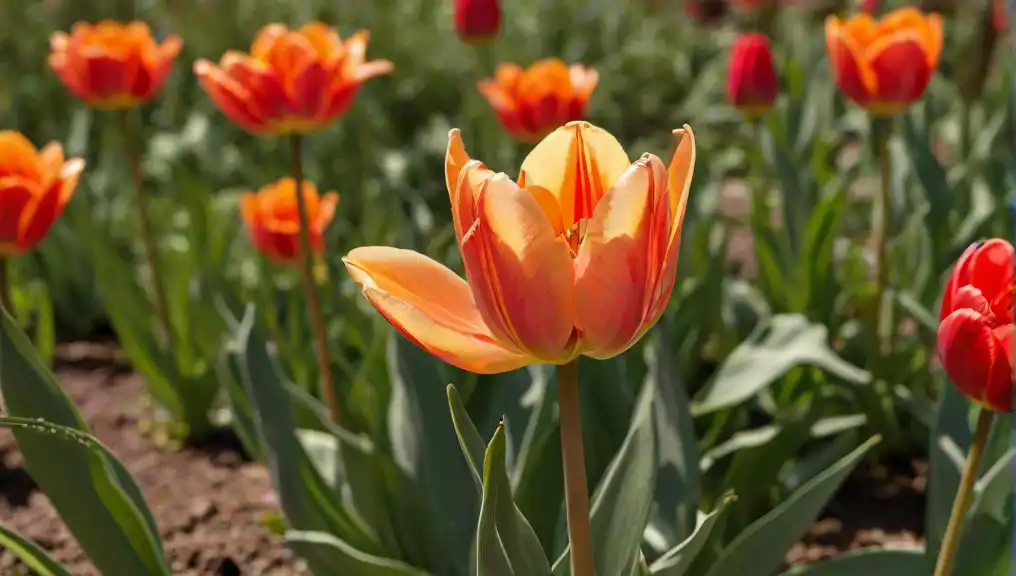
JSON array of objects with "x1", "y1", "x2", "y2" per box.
[
  {"x1": 240, "y1": 177, "x2": 339, "y2": 263},
  {"x1": 454, "y1": 0, "x2": 501, "y2": 43},
  {"x1": 726, "y1": 33, "x2": 779, "y2": 119}
]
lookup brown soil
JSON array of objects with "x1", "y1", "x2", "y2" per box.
[
  {"x1": 0, "y1": 342, "x2": 307, "y2": 576},
  {"x1": 0, "y1": 343, "x2": 925, "y2": 575}
]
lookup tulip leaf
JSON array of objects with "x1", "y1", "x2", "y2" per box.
[
  {"x1": 0, "y1": 523, "x2": 72, "y2": 576},
  {"x1": 648, "y1": 494, "x2": 736, "y2": 576},
  {"x1": 386, "y1": 332, "x2": 478, "y2": 575},
  {"x1": 476, "y1": 422, "x2": 518, "y2": 576},
  {"x1": 285, "y1": 530, "x2": 427, "y2": 576},
  {"x1": 225, "y1": 305, "x2": 380, "y2": 567},
  {"x1": 644, "y1": 332, "x2": 700, "y2": 544},
  {"x1": 925, "y1": 378, "x2": 973, "y2": 566},
  {"x1": 778, "y1": 547, "x2": 928, "y2": 575},
  {"x1": 0, "y1": 310, "x2": 170, "y2": 576},
  {"x1": 703, "y1": 436, "x2": 880, "y2": 576},
  {"x1": 553, "y1": 376, "x2": 657, "y2": 576},
  {"x1": 449, "y1": 385, "x2": 551, "y2": 575},
  {"x1": 693, "y1": 314, "x2": 870, "y2": 415}
]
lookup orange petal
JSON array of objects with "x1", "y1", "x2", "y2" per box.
[
  {"x1": 314, "y1": 191, "x2": 340, "y2": 233},
  {"x1": 0, "y1": 132, "x2": 43, "y2": 180},
  {"x1": 352, "y1": 60, "x2": 394, "y2": 83},
  {"x1": 826, "y1": 16, "x2": 877, "y2": 105},
  {"x1": 56, "y1": 157, "x2": 84, "y2": 209},
  {"x1": 574, "y1": 155, "x2": 666, "y2": 357},
  {"x1": 517, "y1": 121, "x2": 630, "y2": 230},
  {"x1": 194, "y1": 59, "x2": 268, "y2": 133},
  {"x1": 445, "y1": 130, "x2": 494, "y2": 242},
  {"x1": 459, "y1": 174, "x2": 575, "y2": 361},
  {"x1": 344, "y1": 247, "x2": 528, "y2": 373}
]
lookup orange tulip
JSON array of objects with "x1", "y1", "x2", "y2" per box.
[
  {"x1": 240, "y1": 178, "x2": 339, "y2": 263},
  {"x1": 825, "y1": 7, "x2": 942, "y2": 116},
  {"x1": 344, "y1": 122, "x2": 696, "y2": 374},
  {"x1": 194, "y1": 22, "x2": 393, "y2": 135},
  {"x1": 0, "y1": 132, "x2": 84, "y2": 256},
  {"x1": 49, "y1": 21, "x2": 182, "y2": 109},
  {"x1": 478, "y1": 59, "x2": 598, "y2": 142}
]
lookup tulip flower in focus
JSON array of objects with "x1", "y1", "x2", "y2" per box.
[
  {"x1": 344, "y1": 121, "x2": 697, "y2": 374},
  {"x1": 48, "y1": 21, "x2": 182, "y2": 109},
  {"x1": 938, "y1": 239, "x2": 1014, "y2": 412},
  {"x1": 825, "y1": 7, "x2": 942, "y2": 116},
  {"x1": 455, "y1": 0, "x2": 501, "y2": 43},
  {"x1": 194, "y1": 22, "x2": 393, "y2": 135},
  {"x1": 241, "y1": 178, "x2": 339, "y2": 263},
  {"x1": 727, "y1": 34, "x2": 779, "y2": 119},
  {"x1": 478, "y1": 59, "x2": 599, "y2": 142},
  {"x1": 0, "y1": 132, "x2": 85, "y2": 256}
]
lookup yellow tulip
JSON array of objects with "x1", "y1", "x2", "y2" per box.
[{"x1": 344, "y1": 121, "x2": 696, "y2": 373}]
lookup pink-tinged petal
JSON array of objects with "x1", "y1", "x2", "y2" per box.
[
  {"x1": 941, "y1": 242, "x2": 980, "y2": 320},
  {"x1": 574, "y1": 155, "x2": 664, "y2": 357},
  {"x1": 459, "y1": 174, "x2": 575, "y2": 360},
  {"x1": 646, "y1": 125, "x2": 696, "y2": 321},
  {"x1": 194, "y1": 60, "x2": 268, "y2": 133},
  {"x1": 518, "y1": 121, "x2": 630, "y2": 229},
  {"x1": 445, "y1": 130, "x2": 494, "y2": 242},
  {"x1": 938, "y1": 309, "x2": 1012, "y2": 412},
  {"x1": 352, "y1": 60, "x2": 394, "y2": 83},
  {"x1": 344, "y1": 247, "x2": 528, "y2": 373}
]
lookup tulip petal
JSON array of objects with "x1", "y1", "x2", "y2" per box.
[
  {"x1": 0, "y1": 179, "x2": 35, "y2": 249},
  {"x1": 344, "y1": 247, "x2": 528, "y2": 373},
  {"x1": 18, "y1": 179, "x2": 64, "y2": 251},
  {"x1": 459, "y1": 173, "x2": 575, "y2": 360},
  {"x1": 0, "y1": 132, "x2": 43, "y2": 181},
  {"x1": 825, "y1": 17, "x2": 877, "y2": 105},
  {"x1": 574, "y1": 155, "x2": 665, "y2": 357},
  {"x1": 939, "y1": 309, "x2": 1012, "y2": 412},
  {"x1": 967, "y1": 238, "x2": 1014, "y2": 308},
  {"x1": 518, "y1": 122, "x2": 630, "y2": 230},
  {"x1": 941, "y1": 242, "x2": 979, "y2": 320},
  {"x1": 445, "y1": 130, "x2": 495, "y2": 242},
  {"x1": 867, "y1": 33, "x2": 931, "y2": 106},
  {"x1": 194, "y1": 60, "x2": 268, "y2": 132}
]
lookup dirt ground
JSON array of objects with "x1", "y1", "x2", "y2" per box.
[{"x1": 0, "y1": 342, "x2": 926, "y2": 575}]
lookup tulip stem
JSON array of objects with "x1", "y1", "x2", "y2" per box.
[
  {"x1": 933, "y1": 407, "x2": 994, "y2": 576},
  {"x1": 0, "y1": 256, "x2": 11, "y2": 315},
  {"x1": 557, "y1": 359, "x2": 595, "y2": 576},
  {"x1": 121, "y1": 110, "x2": 173, "y2": 355},
  {"x1": 289, "y1": 134, "x2": 341, "y2": 425},
  {"x1": 872, "y1": 117, "x2": 893, "y2": 357}
]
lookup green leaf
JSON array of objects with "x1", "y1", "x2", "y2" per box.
[
  {"x1": 703, "y1": 436, "x2": 880, "y2": 576},
  {"x1": 925, "y1": 381, "x2": 971, "y2": 564},
  {"x1": 693, "y1": 315, "x2": 870, "y2": 415},
  {"x1": 0, "y1": 311, "x2": 170, "y2": 576},
  {"x1": 286, "y1": 530, "x2": 428, "y2": 576},
  {"x1": 225, "y1": 305, "x2": 379, "y2": 566},
  {"x1": 649, "y1": 494, "x2": 736, "y2": 576},
  {"x1": 386, "y1": 332, "x2": 477, "y2": 575},
  {"x1": 449, "y1": 385, "x2": 550, "y2": 575},
  {"x1": 779, "y1": 547, "x2": 928, "y2": 575},
  {"x1": 476, "y1": 422, "x2": 517, "y2": 576},
  {"x1": 644, "y1": 332, "x2": 700, "y2": 544},
  {"x1": 0, "y1": 523, "x2": 72, "y2": 576},
  {"x1": 554, "y1": 377, "x2": 657, "y2": 576}
]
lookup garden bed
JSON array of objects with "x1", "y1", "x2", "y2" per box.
[{"x1": 0, "y1": 343, "x2": 926, "y2": 575}]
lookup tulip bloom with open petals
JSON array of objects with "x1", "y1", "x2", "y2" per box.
[
  {"x1": 825, "y1": 7, "x2": 942, "y2": 116},
  {"x1": 48, "y1": 21, "x2": 182, "y2": 109},
  {"x1": 0, "y1": 132, "x2": 85, "y2": 256},
  {"x1": 344, "y1": 122, "x2": 696, "y2": 374},
  {"x1": 194, "y1": 22, "x2": 393, "y2": 135},
  {"x1": 240, "y1": 178, "x2": 339, "y2": 263},
  {"x1": 938, "y1": 239, "x2": 1014, "y2": 412},
  {"x1": 727, "y1": 34, "x2": 778, "y2": 118},
  {"x1": 478, "y1": 60, "x2": 599, "y2": 143}
]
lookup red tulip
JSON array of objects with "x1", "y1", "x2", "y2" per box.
[
  {"x1": 726, "y1": 34, "x2": 778, "y2": 119},
  {"x1": 455, "y1": 0, "x2": 501, "y2": 43},
  {"x1": 938, "y1": 239, "x2": 1014, "y2": 412},
  {"x1": 240, "y1": 178, "x2": 339, "y2": 263}
]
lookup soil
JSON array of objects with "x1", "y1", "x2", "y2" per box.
[{"x1": 0, "y1": 343, "x2": 926, "y2": 575}]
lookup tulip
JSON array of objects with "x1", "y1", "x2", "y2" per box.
[
  {"x1": 825, "y1": 7, "x2": 942, "y2": 116},
  {"x1": 241, "y1": 178, "x2": 339, "y2": 263},
  {"x1": 194, "y1": 22, "x2": 393, "y2": 135},
  {"x1": 48, "y1": 21, "x2": 182, "y2": 109},
  {"x1": 727, "y1": 34, "x2": 779, "y2": 118},
  {"x1": 478, "y1": 59, "x2": 599, "y2": 142},
  {"x1": 0, "y1": 132, "x2": 85, "y2": 256},
  {"x1": 344, "y1": 121, "x2": 696, "y2": 374},
  {"x1": 455, "y1": 0, "x2": 501, "y2": 42},
  {"x1": 938, "y1": 239, "x2": 1014, "y2": 413}
]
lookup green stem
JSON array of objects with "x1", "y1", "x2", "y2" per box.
[
  {"x1": 121, "y1": 110, "x2": 173, "y2": 354},
  {"x1": 0, "y1": 255, "x2": 11, "y2": 314},
  {"x1": 557, "y1": 359, "x2": 595, "y2": 576},
  {"x1": 872, "y1": 118, "x2": 893, "y2": 356},
  {"x1": 289, "y1": 134, "x2": 341, "y2": 426},
  {"x1": 933, "y1": 407, "x2": 994, "y2": 576}
]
